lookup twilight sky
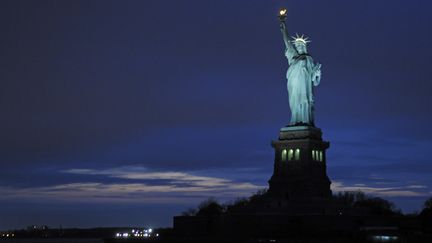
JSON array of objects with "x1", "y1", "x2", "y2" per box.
[{"x1": 1, "y1": 0, "x2": 432, "y2": 229}]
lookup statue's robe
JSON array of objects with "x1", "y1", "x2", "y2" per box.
[{"x1": 285, "y1": 46, "x2": 320, "y2": 125}]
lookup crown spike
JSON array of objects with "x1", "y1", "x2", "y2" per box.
[{"x1": 290, "y1": 33, "x2": 311, "y2": 45}]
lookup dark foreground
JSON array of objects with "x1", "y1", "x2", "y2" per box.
[
  {"x1": 104, "y1": 235, "x2": 432, "y2": 243},
  {"x1": 0, "y1": 240, "x2": 102, "y2": 243}
]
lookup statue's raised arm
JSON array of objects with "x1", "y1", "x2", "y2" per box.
[
  {"x1": 280, "y1": 22, "x2": 293, "y2": 50},
  {"x1": 279, "y1": 11, "x2": 298, "y2": 65}
]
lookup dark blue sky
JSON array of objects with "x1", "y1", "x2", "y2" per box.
[{"x1": 1, "y1": 0, "x2": 432, "y2": 229}]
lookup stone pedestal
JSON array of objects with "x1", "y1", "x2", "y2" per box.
[{"x1": 268, "y1": 126, "x2": 332, "y2": 200}]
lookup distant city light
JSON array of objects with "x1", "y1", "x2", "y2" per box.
[
  {"x1": 372, "y1": 235, "x2": 399, "y2": 242},
  {"x1": 0, "y1": 232, "x2": 15, "y2": 238},
  {"x1": 115, "y1": 228, "x2": 156, "y2": 239}
]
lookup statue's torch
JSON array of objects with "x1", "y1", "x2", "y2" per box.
[{"x1": 279, "y1": 8, "x2": 287, "y2": 22}]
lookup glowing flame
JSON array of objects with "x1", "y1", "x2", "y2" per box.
[{"x1": 279, "y1": 9, "x2": 287, "y2": 16}]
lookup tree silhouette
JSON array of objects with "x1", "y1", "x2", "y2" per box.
[
  {"x1": 334, "y1": 191, "x2": 400, "y2": 215},
  {"x1": 196, "y1": 197, "x2": 224, "y2": 216},
  {"x1": 420, "y1": 197, "x2": 432, "y2": 231}
]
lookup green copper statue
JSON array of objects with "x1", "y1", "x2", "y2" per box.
[{"x1": 279, "y1": 9, "x2": 321, "y2": 126}]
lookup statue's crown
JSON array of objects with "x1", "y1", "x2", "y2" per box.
[{"x1": 291, "y1": 33, "x2": 311, "y2": 45}]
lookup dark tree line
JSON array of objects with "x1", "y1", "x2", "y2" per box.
[
  {"x1": 333, "y1": 191, "x2": 401, "y2": 215},
  {"x1": 184, "y1": 190, "x2": 432, "y2": 219},
  {"x1": 420, "y1": 197, "x2": 432, "y2": 232},
  {"x1": 182, "y1": 189, "x2": 267, "y2": 216}
]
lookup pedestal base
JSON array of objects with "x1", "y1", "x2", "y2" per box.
[{"x1": 268, "y1": 125, "x2": 332, "y2": 200}]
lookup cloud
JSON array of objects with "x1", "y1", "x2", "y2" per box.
[
  {"x1": 0, "y1": 167, "x2": 263, "y2": 204},
  {"x1": 62, "y1": 166, "x2": 254, "y2": 188},
  {"x1": 3, "y1": 165, "x2": 429, "y2": 206},
  {"x1": 331, "y1": 181, "x2": 428, "y2": 197},
  {"x1": 406, "y1": 185, "x2": 427, "y2": 189}
]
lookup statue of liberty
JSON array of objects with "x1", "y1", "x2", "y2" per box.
[{"x1": 279, "y1": 9, "x2": 321, "y2": 126}]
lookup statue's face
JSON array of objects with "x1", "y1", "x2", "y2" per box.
[{"x1": 295, "y1": 42, "x2": 307, "y2": 54}]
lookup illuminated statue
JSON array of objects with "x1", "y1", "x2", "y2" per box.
[{"x1": 279, "y1": 9, "x2": 321, "y2": 126}]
